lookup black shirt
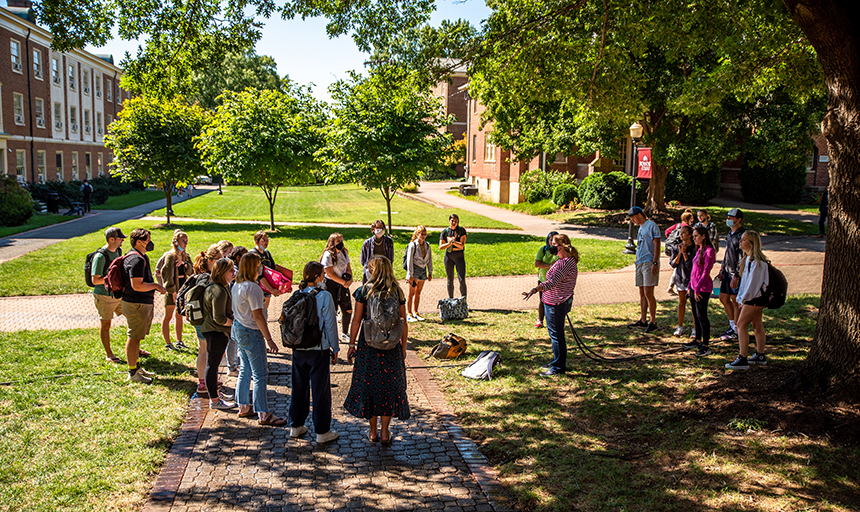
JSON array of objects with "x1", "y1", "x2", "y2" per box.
[
  {"x1": 440, "y1": 226, "x2": 467, "y2": 253},
  {"x1": 122, "y1": 250, "x2": 155, "y2": 304}
]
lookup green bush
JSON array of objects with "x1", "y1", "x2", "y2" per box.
[
  {"x1": 665, "y1": 165, "x2": 721, "y2": 205},
  {"x1": 30, "y1": 177, "x2": 144, "y2": 206},
  {"x1": 421, "y1": 166, "x2": 456, "y2": 181},
  {"x1": 739, "y1": 161, "x2": 807, "y2": 204},
  {"x1": 579, "y1": 171, "x2": 644, "y2": 210},
  {"x1": 0, "y1": 175, "x2": 34, "y2": 226},
  {"x1": 520, "y1": 168, "x2": 577, "y2": 203},
  {"x1": 552, "y1": 183, "x2": 578, "y2": 207}
]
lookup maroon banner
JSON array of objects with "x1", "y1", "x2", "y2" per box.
[{"x1": 637, "y1": 147, "x2": 652, "y2": 179}]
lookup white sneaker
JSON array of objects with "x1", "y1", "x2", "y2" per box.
[
  {"x1": 316, "y1": 430, "x2": 339, "y2": 443},
  {"x1": 673, "y1": 326, "x2": 684, "y2": 336},
  {"x1": 290, "y1": 425, "x2": 308, "y2": 438},
  {"x1": 128, "y1": 371, "x2": 152, "y2": 384},
  {"x1": 414, "y1": 314, "x2": 425, "y2": 321},
  {"x1": 690, "y1": 329, "x2": 697, "y2": 339},
  {"x1": 406, "y1": 314, "x2": 417, "y2": 323}
]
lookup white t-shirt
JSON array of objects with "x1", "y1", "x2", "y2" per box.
[
  {"x1": 231, "y1": 281, "x2": 267, "y2": 330},
  {"x1": 320, "y1": 249, "x2": 350, "y2": 278}
]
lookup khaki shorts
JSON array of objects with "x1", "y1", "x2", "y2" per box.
[
  {"x1": 93, "y1": 294, "x2": 124, "y2": 321},
  {"x1": 635, "y1": 262, "x2": 660, "y2": 287},
  {"x1": 164, "y1": 292, "x2": 176, "y2": 307},
  {"x1": 122, "y1": 301, "x2": 154, "y2": 340}
]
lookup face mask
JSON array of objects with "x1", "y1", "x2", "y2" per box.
[
  {"x1": 177, "y1": 246, "x2": 184, "y2": 252},
  {"x1": 335, "y1": 242, "x2": 344, "y2": 251},
  {"x1": 316, "y1": 280, "x2": 324, "y2": 289},
  {"x1": 548, "y1": 246, "x2": 559, "y2": 255},
  {"x1": 373, "y1": 229, "x2": 384, "y2": 237},
  {"x1": 726, "y1": 219, "x2": 734, "y2": 228},
  {"x1": 145, "y1": 241, "x2": 154, "y2": 251}
]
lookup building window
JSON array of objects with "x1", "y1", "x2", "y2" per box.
[
  {"x1": 68, "y1": 64, "x2": 76, "y2": 89},
  {"x1": 484, "y1": 136, "x2": 496, "y2": 162},
  {"x1": 85, "y1": 152, "x2": 91, "y2": 179},
  {"x1": 13, "y1": 93, "x2": 25, "y2": 125},
  {"x1": 33, "y1": 49, "x2": 42, "y2": 79},
  {"x1": 98, "y1": 152, "x2": 104, "y2": 177},
  {"x1": 106, "y1": 79, "x2": 112, "y2": 101},
  {"x1": 472, "y1": 134, "x2": 477, "y2": 162},
  {"x1": 83, "y1": 70, "x2": 90, "y2": 94},
  {"x1": 553, "y1": 153, "x2": 568, "y2": 164},
  {"x1": 11, "y1": 40, "x2": 22, "y2": 72},
  {"x1": 52, "y1": 58, "x2": 60, "y2": 84},
  {"x1": 107, "y1": 114, "x2": 112, "y2": 127},
  {"x1": 71, "y1": 152, "x2": 78, "y2": 180},
  {"x1": 35, "y1": 98, "x2": 45, "y2": 128},
  {"x1": 53, "y1": 102, "x2": 63, "y2": 130},
  {"x1": 95, "y1": 75, "x2": 101, "y2": 97},
  {"x1": 56, "y1": 152, "x2": 63, "y2": 180},
  {"x1": 70, "y1": 106, "x2": 78, "y2": 132},
  {"x1": 84, "y1": 109, "x2": 91, "y2": 134},
  {"x1": 96, "y1": 112, "x2": 103, "y2": 135},
  {"x1": 16, "y1": 150, "x2": 25, "y2": 178},
  {"x1": 37, "y1": 151, "x2": 46, "y2": 181}
]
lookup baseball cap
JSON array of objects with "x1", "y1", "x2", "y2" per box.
[
  {"x1": 105, "y1": 227, "x2": 127, "y2": 239},
  {"x1": 627, "y1": 206, "x2": 644, "y2": 216},
  {"x1": 727, "y1": 208, "x2": 744, "y2": 218}
]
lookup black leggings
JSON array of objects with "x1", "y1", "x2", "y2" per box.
[
  {"x1": 690, "y1": 291, "x2": 711, "y2": 345},
  {"x1": 325, "y1": 278, "x2": 352, "y2": 337},
  {"x1": 444, "y1": 250, "x2": 467, "y2": 298},
  {"x1": 203, "y1": 330, "x2": 230, "y2": 397}
]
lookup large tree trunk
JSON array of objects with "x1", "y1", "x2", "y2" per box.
[
  {"x1": 784, "y1": 0, "x2": 860, "y2": 396},
  {"x1": 165, "y1": 180, "x2": 173, "y2": 225},
  {"x1": 645, "y1": 164, "x2": 669, "y2": 215}
]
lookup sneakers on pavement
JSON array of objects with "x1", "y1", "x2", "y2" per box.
[
  {"x1": 645, "y1": 322, "x2": 658, "y2": 333},
  {"x1": 627, "y1": 320, "x2": 648, "y2": 329},
  {"x1": 725, "y1": 355, "x2": 750, "y2": 370},
  {"x1": 748, "y1": 353, "x2": 768, "y2": 365},
  {"x1": 694, "y1": 346, "x2": 712, "y2": 357},
  {"x1": 128, "y1": 370, "x2": 152, "y2": 384},
  {"x1": 681, "y1": 340, "x2": 700, "y2": 350},
  {"x1": 210, "y1": 399, "x2": 237, "y2": 410},
  {"x1": 316, "y1": 430, "x2": 339, "y2": 443},
  {"x1": 290, "y1": 426, "x2": 308, "y2": 438},
  {"x1": 673, "y1": 326, "x2": 684, "y2": 336}
]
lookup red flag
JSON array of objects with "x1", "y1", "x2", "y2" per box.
[{"x1": 637, "y1": 148, "x2": 652, "y2": 179}]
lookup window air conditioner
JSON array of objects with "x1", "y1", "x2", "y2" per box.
[
  {"x1": 71, "y1": 123, "x2": 78, "y2": 131},
  {"x1": 15, "y1": 114, "x2": 24, "y2": 123},
  {"x1": 83, "y1": 86, "x2": 90, "y2": 94},
  {"x1": 12, "y1": 62, "x2": 22, "y2": 71},
  {"x1": 85, "y1": 126, "x2": 91, "y2": 134},
  {"x1": 53, "y1": 75, "x2": 61, "y2": 84},
  {"x1": 36, "y1": 118, "x2": 45, "y2": 127},
  {"x1": 55, "y1": 121, "x2": 63, "y2": 129}
]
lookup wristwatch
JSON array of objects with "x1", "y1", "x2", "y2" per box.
[{"x1": 652, "y1": 261, "x2": 659, "y2": 266}]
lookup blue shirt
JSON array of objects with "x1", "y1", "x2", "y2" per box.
[
  {"x1": 635, "y1": 219, "x2": 662, "y2": 265},
  {"x1": 295, "y1": 287, "x2": 340, "y2": 353}
]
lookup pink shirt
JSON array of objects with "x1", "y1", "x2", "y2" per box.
[
  {"x1": 541, "y1": 257, "x2": 578, "y2": 306},
  {"x1": 690, "y1": 245, "x2": 716, "y2": 293}
]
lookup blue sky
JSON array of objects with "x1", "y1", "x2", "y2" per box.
[{"x1": 49, "y1": 0, "x2": 490, "y2": 102}]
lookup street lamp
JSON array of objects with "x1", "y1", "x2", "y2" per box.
[{"x1": 623, "y1": 122, "x2": 644, "y2": 254}]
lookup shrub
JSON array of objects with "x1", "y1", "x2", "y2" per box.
[
  {"x1": 579, "y1": 171, "x2": 644, "y2": 210},
  {"x1": 739, "y1": 161, "x2": 807, "y2": 204},
  {"x1": 552, "y1": 183, "x2": 578, "y2": 208},
  {"x1": 422, "y1": 166, "x2": 456, "y2": 181},
  {"x1": 30, "y1": 177, "x2": 143, "y2": 206},
  {"x1": 0, "y1": 175, "x2": 34, "y2": 226},
  {"x1": 520, "y1": 168, "x2": 577, "y2": 203},
  {"x1": 665, "y1": 165, "x2": 721, "y2": 205},
  {"x1": 401, "y1": 183, "x2": 419, "y2": 193}
]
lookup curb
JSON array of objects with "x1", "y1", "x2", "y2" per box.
[{"x1": 406, "y1": 352, "x2": 516, "y2": 512}]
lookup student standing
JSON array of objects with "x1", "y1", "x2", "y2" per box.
[
  {"x1": 682, "y1": 226, "x2": 717, "y2": 357},
  {"x1": 80, "y1": 179, "x2": 93, "y2": 213},
  {"x1": 725, "y1": 231, "x2": 770, "y2": 370},
  {"x1": 405, "y1": 226, "x2": 433, "y2": 322},
  {"x1": 201, "y1": 259, "x2": 236, "y2": 409},
  {"x1": 122, "y1": 229, "x2": 166, "y2": 383},
  {"x1": 360, "y1": 220, "x2": 394, "y2": 283},
  {"x1": 321, "y1": 233, "x2": 354, "y2": 341},
  {"x1": 694, "y1": 209, "x2": 719, "y2": 250},
  {"x1": 533, "y1": 231, "x2": 560, "y2": 328},
  {"x1": 669, "y1": 226, "x2": 696, "y2": 336},
  {"x1": 191, "y1": 246, "x2": 221, "y2": 394},
  {"x1": 156, "y1": 229, "x2": 191, "y2": 350},
  {"x1": 626, "y1": 207, "x2": 661, "y2": 332},
  {"x1": 90, "y1": 227, "x2": 126, "y2": 364},
  {"x1": 249, "y1": 231, "x2": 290, "y2": 307},
  {"x1": 439, "y1": 213, "x2": 467, "y2": 298},
  {"x1": 718, "y1": 209, "x2": 747, "y2": 342}
]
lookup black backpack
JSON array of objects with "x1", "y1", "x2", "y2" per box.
[
  {"x1": 762, "y1": 262, "x2": 788, "y2": 309},
  {"x1": 85, "y1": 247, "x2": 121, "y2": 287},
  {"x1": 664, "y1": 227, "x2": 682, "y2": 257},
  {"x1": 279, "y1": 289, "x2": 322, "y2": 349}
]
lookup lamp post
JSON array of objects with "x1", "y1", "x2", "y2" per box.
[{"x1": 623, "y1": 122, "x2": 644, "y2": 254}]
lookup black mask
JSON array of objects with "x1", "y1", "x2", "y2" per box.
[
  {"x1": 548, "y1": 246, "x2": 559, "y2": 255},
  {"x1": 335, "y1": 242, "x2": 344, "y2": 251},
  {"x1": 145, "y1": 241, "x2": 154, "y2": 252}
]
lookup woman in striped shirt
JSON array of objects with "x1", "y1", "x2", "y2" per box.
[{"x1": 523, "y1": 234, "x2": 579, "y2": 376}]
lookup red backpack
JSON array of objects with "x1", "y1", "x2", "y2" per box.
[{"x1": 104, "y1": 254, "x2": 132, "y2": 298}]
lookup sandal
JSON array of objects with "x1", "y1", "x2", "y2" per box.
[
  {"x1": 366, "y1": 429, "x2": 379, "y2": 443},
  {"x1": 106, "y1": 355, "x2": 125, "y2": 364},
  {"x1": 259, "y1": 413, "x2": 288, "y2": 427},
  {"x1": 381, "y1": 431, "x2": 393, "y2": 445},
  {"x1": 238, "y1": 409, "x2": 256, "y2": 418},
  {"x1": 138, "y1": 349, "x2": 151, "y2": 357}
]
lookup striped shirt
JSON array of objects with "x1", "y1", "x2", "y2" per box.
[{"x1": 541, "y1": 257, "x2": 579, "y2": 306}]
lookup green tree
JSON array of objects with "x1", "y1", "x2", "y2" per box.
[
  {"x1": 104, "y1": 96, "x2": 208, "y2": 224},
  {"x1": 188, "y1": 50, "x2": 284, "y2": 110},
  {"x1": 197, "y1": 87, "x2": 327, "y2": 230},
  {"x1": 324, "y1": 66, "x2": 453, "y2": 232}
]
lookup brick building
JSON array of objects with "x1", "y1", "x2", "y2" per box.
[
  {"x1": 1, "y1": 0, "x2": 127, "y2": 185},
  {"x1": 431, "y1": 62, "x2": 468, "y2": 176}
]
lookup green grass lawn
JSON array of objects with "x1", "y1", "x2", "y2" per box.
[
  {"x1": 775, "y1": 204, "x2": 820, "y2": 214},
  {"x1": 408, "y1": 295, "x2": 859, "y2": 512},
  {"x1": 447, "y1": 190, "x2": 559, "y2": 215},
  {"x1": 149, "y1": 184, "x2": 517, "y2": 229},
  {"x1": 93, "y1": 190, "x2": 165, "y2": 210},
  {"x1": 0, "y1": 214, "x2": 75, "y2": 238},
  {"x1": 0, "y1": 325, "x2": 198, "y2": 511},
  {"x1": 0, "y1": 220, "x2": 633, "y2": 297},
  {"x1": 546, "y1": 205, "x2": 819, "y2": 236}
]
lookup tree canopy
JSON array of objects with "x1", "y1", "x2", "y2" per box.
[{"x1": 188, "y1": 50, "x2": 285, "y2": 110}]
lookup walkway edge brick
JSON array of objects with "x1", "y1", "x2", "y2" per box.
[
  {"x1": 406, "y1": 352, "x2": 516, "y2": 512},
  {"x1": 141, "y1": 394, "x2": 208, "y2": 512}
]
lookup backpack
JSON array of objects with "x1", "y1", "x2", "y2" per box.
[
  {"x1": 462, "y1": 351, "x2": 502, "y2": 380},
  {"x1": 431, "y1": 333, "x2": 467, "y2": 359},
  {"x1": 762, "y1": 262, "x2": 788, "y2": 309},
  {"x1": 402, "y1": 242, "x2": 416, "y2": 271},
  {"x1": 104, "y1": 253, "x2": 132, "y2": 298},
  {"x1": 664, "y1": 227, "x2": 683, "y2": 257},
  {"x1": 279, "y1": 289, "x2": 323, "y2": 349},
  {"x1": 183, "y1": 276, "x2": 213, "y2": 326},
  {"x1": 363, "y1": 291, "x2": 404, "y2": 350},
  {"x1": 85, "y1": 247, "x2": 121, "y2": 287},
  {"x1": 177, "y1": 273, "x2": 207, "y2": 317},
  {"x1": 438, "y1": 296, "x2": 468, "y2": 321}
]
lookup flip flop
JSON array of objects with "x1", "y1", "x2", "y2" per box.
[
  {"x1": 106, "y1": 355, "x2": 125, "y2": 364},
  {"x1": 366, "y1": 429, "x2": 379, "y2": 443},
  {"x1": 138, "y1": 349, "x2": 152, "y2": 357},
  {"x1": 381, "y1": 431, "x2": 393, "y2": 445}
]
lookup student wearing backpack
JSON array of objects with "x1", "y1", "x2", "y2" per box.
[
  {"x1": 201, "y1": 259, "x2": 237, "y2": 409},
  {"x1": 681, "y1": 225, "x2": 717, "y2": 357},
  {"x1": 533, "y1": 231, "x2": 559, "y2": 328},
  {"x1": 345, "y1": 256, "x2": 410, "y2": 444},
  {"x1": 249, "y1": 231, "x2": 289, "y2": 307},
  {"x1": 725, "y1": 230, "x2": 770, "y2": 370},
  {"x1": 187, "y1": 246, "x2": 221, "y2": 394},
  {"x1": 665, "y1": 210, "x2": 694, "y2": 296},
  {"x1": 80, "y1": 179, "x2": 93, "y2": 213},
  {"x1": 360, "y1": 220, "x2": 394, "y2": 283},
  {"x1": 90, "y1": 227, "x2": 127, "y2": 364},
  {"x1": 321, "y1": 233, "x2": 354, "y2": 342},
  {"x1": 121, "y1": 229, "x2": 167, "y2": 383},
  {"x1": 668, "y1": 226, "x2": 697, "y2": 337},
  {"x1": 155, "y1": 229, "x2": 191, "y2": 351},
  {"x1": 289, "y1": 261, "x2": 340, "y2": 442},
  {"x1": 405, "y1": 225, "x2": 433, "y2": 322}
]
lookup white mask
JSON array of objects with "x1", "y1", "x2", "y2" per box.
[{"x1": 373, "y1": 229, "x2": 384, "y2": 237}]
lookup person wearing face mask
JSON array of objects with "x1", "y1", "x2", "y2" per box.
[
  {"x1": 121, "y1": 228, "x2": 167, "y2": 383},
  {"x1": 359, "y1": 220, "x2": 394, "y2": 283},
  {"x1": 533, "y1": 231, "x2": 560, "y2": 328},
  {"x1": 439, "y1": 213, "x2": 468, "y2": 298},
  {"x1": 155, "y1": 229, "x2": 191, "y2": 351},
  {"x1": 289, "y1": 261, "x2": 340, "y2": 443},
  {"x1": 523, "y1": 234, "x2": 579, "y2": 376},
  {"x1": 248, "y1": 231, "x2": 290, "y2": 308},
  {"x1": 321, "y1": 233, "x2": 354, "y2": 341},
  {"x1": 405, "y1": 225, "x2": 433, "y2": 322},
  {"x1": 718, "y1": 208, "x2": 747, "y2": 342}
]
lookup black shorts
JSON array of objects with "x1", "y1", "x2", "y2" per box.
[
  {"x1": 744, "y1": 295, "x2": 768, "y2": 307},
  {"x1": 719, "y1": 270, "x2": 740, "y2": 296}
]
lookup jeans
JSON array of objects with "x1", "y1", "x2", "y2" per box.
[
  {"x1": 444, "y1": 250, "x2": 467, "y2": 298},
  {"x1": 232, "y1": 323, "x2": 270, "y2": 413},
  {"x1": 202, "y1": 330, "x2": 230, "y2": 397},
  {"x1": 544, "y1": 297, "x2": 572, "y2": 374},
  {"x1": 325, "y1": 278, "x2": 352, "y2": 337},
  {"x1": 289, "y1": 349, "x2": 333, "y2": 434},
  {"x1": 690, "y1": 291, "x2": 711, "y2": 345}
]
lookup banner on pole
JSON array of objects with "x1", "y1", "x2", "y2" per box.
[{"x1": 637, "y1": 148, "x2": 652, "y2": 179}]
